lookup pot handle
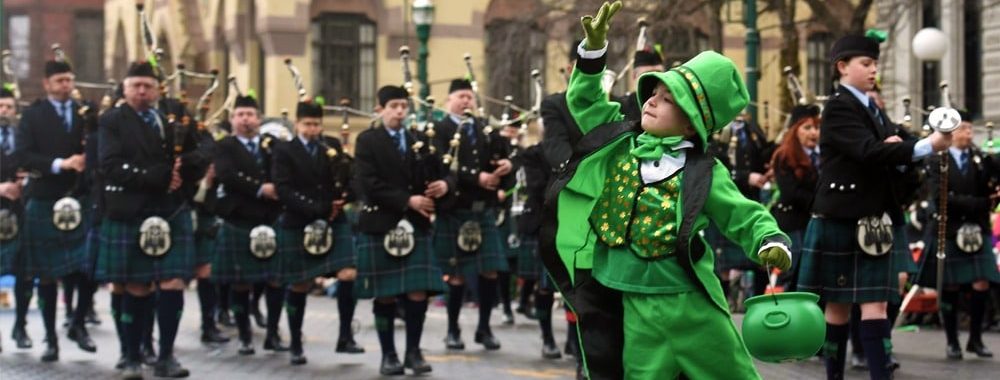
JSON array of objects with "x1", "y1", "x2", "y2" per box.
[{"x1": 763, "y1": 311, "x2": 791, "y2": 329}]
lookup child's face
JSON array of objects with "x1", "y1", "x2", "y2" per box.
[
  {"x1": 641, "y1": 82, "x2": 694, "y2": 138},
  {"x1": 837, "y1": 56, "x2": 878, "y2": 92}
]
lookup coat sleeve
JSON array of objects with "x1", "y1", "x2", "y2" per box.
[
  {"x1": 540, "y1": 96, "x2": 574, "y2": 169},
  {"x1": 14, "y1": 110, "x2": 60, "y2": 175},
  {"x1": 565, "y1": 52, "x2": 623, "y2": 135},
  {"x1": 214, "y1": 141, "x2": 261, "y2": 198},
  {"x1": 353, "y1": 133, "x2": 410, "y2": 212},
  {"x1": 98, "y1": 111, "x2": 171, "y2": 191},
  {"x1": 925, "y1": 155, "x2": 990, "y2": 215},
  {"x1": 821, "y1": 98, "x2": 917, "y2": 166},
  {"x1": 773, "y1": 160, "x2": 814, "y2": 210},
  {"x1": 703, "y1": 159, "x2": 790, "y2": 261}
]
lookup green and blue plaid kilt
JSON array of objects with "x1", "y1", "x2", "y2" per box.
[
  {"x1": 0, "y1": 234, "x2": 19, "y2": 275},
  {"x1": 776, "y1": 229, "x2": 803, "y2": 290},
  {"x1": 193, "y1": 212, "x2": 220, "y2": 265},
  {"x1": 212, "y1": 221, "x2": 280, "y2": 284},
  {"x1": 797, "y1": 217, "x2": 905, "y2": 304},
  {"x1": 355, "y1": 230, "x2": 445, "y2": 299},
  {"x1": 275, "y1": 218, "x2": 355, "y2": 284},
  {"x1": 498, "y1": 219, "x2": 521, "y2": 258},
  {"x1": 434, "y1": 209, "x2": 508, "y2": 276},
  {"x1": 707, "y1": 224, "x2": 757, "y2": 271},
  {"x1": 18, "y1": 198, "x2": 91, "y2": 278},
  {"x1": 916, "y1": 231, "x2": 1000, "y2": 287},
  {"x1": 94, "y1": 207, "x2": 196, "y2": 282},
  {"x1": 516, "y1": 235, "x2": 554, "y2": 291}
]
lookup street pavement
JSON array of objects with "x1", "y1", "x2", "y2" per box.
[{"x1": 0, "y1": 288, "x2": 998, "y2": 379}]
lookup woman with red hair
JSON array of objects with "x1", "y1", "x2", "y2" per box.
[{"x1": 770, "y1": 105, "x2": 821, "y2": 291}]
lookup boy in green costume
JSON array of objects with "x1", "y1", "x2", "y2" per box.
[{"x1": 538, "y1": 2, "x2": 792, "y2": 379}]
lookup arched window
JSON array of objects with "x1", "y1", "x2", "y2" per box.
[{"x1": 311, "y1": 13, "x2": 376, "y2": 111}]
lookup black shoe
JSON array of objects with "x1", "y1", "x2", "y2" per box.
[
  {"x1": 153, "y1": 357, "x2": 190, "y2": 378},
  {"x1": 967, "y1": 340, "x2": 994, "y2": 358},
  {"x1": 515, "y1": 306, "x2": 536, "y2": 320},
  {"x1": 290, "y1": 350, "x2": 307, "y2": 365},
  {"x1": 12, "y1": 325, "x2": 32, "y2": 349},
  {"x1": 564, "y1": 339, "x2": 579, "y2": 357},
  {"x1": 41, "y1": 338, "x2": 59, "y2": 362},
  {"x1": 200, "y1": 327, "x2": 231, "y2": 344},
  {"x1": 404, "y1": 349, "x2": 432, "y2": 374},
  {"x1": 380, "y1": 352, "x2": 405, "y2": 376},
  {"x1": 946, "y1": 342, "x2": 964, "y2": 360},
  {"x1": 850, "y1": 353, "x2": 867, "y2": 369},
  {"x1": 250, "y1": 309, "x2": 265, "y2": 329},
  {"x1": 67, "y1": 324, "x2": 97, "y2": 353},
  {"x1": 263, "y1": 334, "x2": 289, "y2": 352},
  {"x1": 141, "y1": 345, "x2": 157, "y2": 366},
  {"x1": 238, "y1": 340, "x2": 255, "y2": 356},
  {"x1": 474, "y1": 330, "x2": 501, "y2": 350},
  {"x1": 86, "y1": 309, "x2": 102, "y2": 325},
  {"x1": 115, "y1": 355, "x2": 127, "y2": 369},
  {"x1": 444, "y1": 331, "x2": 465, "y2": 350},
  {"x1": 335, "y1": 338, "x2": 365, "y2": 354},
  {"x1": 542, "y1": 340, "x2": 562, "y2": 359},
  {"x1": 216, "y1": 311, "x2": 234, "y2": 327},
  {"x1": 887, "y1": 353, "x2": 900, "y2": 370},
  {"x1": 121, "y1": 361, "x2": 144, "y2": 380},
  {"x1": 501, "y1": 311, "x2": 514, "y2": 325}
]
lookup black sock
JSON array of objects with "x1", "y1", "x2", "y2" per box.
[
  {"x1": 373, "y1": 301, "x2": 396, "y2": 355},
  {"x1": 232, "y1": 289, "x2": 251, "y2": 342},
  {"x1": 157, "y1": 290, "x2": 184, "y2": 361},
  {"x1": 447, "y1": 284, "x2": 464, "y2": 334},
  {"x1": 497, "y1": 271, "x2": 512, "y2": 314},
  {"x1": 850, "y1": 305, "x2": 864, "y2": 356},
  {"x1": 38, "y1": 282, "x2": 57, "y2": 338},
  {"x1": 566, "y1": 320, "x2": 577, "y2": 350},
  {"x1": 197, "y1": 279, "x2": 218, "y2": 331},
  {"x1": 14, "y1": 277, "x2": 33, "y2": 328},
  {"x1": 217, "y1": 283, "x2": 231, "y2": 316},
  {"x1": 336, "y1": 281, "x2": 356, "y2": 341},
  {"x1": 73, "y1": 279, "x2": 97, "y2": 328},
  {"x1": 143, "y1": 294, "x2": 156, "y2": 350},
  {"x1": 123, "y1": 293, "x2": 152, "y2": 363},
  {"x1": 265, "y1": 286, "x2": 285, "y2": 337},
  {"x1": 860, "y1": 319, "x2": 891, "y2": 380},
  {"x1": 536, "y1": 292, "x2": 555, "y2": 343},
  {"x1": 111, "y1": 292, "x2": 125, "y2": 355},
  {"x1": 403, "y1": 298, "x2": 428, "y2": 352},
  {"x1": 477, "y1": 276, "x2": 498, "y2": 333},
  {"x1": 969, "y1": 290, "x2": 988, "y2": 344},
  {"x1": 252, "y1": 282, "x2": 265, "y2": 313},
  {"x1": 63, "y1": 273, "x2": 78, "y2": 317},
  {"x1": 824, "y1": 323, "x2": 849, "y2": 380},
  {"x1": 519, "y1": 279, "x2": 536, "y2": 310},
  {"x1": 942, "y1": 290, "x2": 960, "y2": 345},
  {"x1": 286, "y1": 291, "x2": 307, "y2": 353}
]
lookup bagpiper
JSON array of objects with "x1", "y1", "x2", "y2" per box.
[
  {"x1": 13, "y1": 57, "x2": 97, "y2": 361},
  {"x1": 95, "y1": 61, "x2": 200, "y2": 379},
  {"x1": 433, "y1": 78, "x2": 513, "y2": 351},
  {"x1": 353, "y1": 85, "x2": 447, "y2": 375},
  {"x1": 796, "y1": 33, "x2": 951, "y2": 380},
  {"x1": 211, "y1": 93, "x2": 286, "y2": 355},
  {"x1": 915, "y1": 111, "x2": 999, "y2": 359},
  {"x1": 271, "y1": 96, "x2": 363, "y2": 365},
  {"x1": 0, "y1": 85, "x2": 30, "y2": 352}
]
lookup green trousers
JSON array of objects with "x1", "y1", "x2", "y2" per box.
[{"x1": 622, "y1": 291, "x2": 761, "y2": 380}]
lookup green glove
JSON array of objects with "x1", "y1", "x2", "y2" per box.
[
  {"x1": 758, "y1": 246, "x2": 791, "y2": 272},
  {"x1": 581, "y1": 1, "x2": 623, "y2": 51}
]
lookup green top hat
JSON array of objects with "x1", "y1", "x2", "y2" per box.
[{"x1": 636, "y1": 51, "x2": 749, "y2": 149}]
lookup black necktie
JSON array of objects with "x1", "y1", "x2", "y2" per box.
[
  {"x1": 141, "y1": 111, "x2": 161, "y2": 137},
  {"x1": 0, "y1": 126, "x2": 11, "y2": 153},
  {"x1": 960, "y1": 151, "x2": 969, "y2": 174},
  {"x1": 867, "y1": 98, "x2": 882, "y2": 125},
  {"x1": 307, "y1": 140, "x2": 318, "y2": 157},
  {"x1": 391, "y1": 132, "x2": 405, "y2": 155},
  {"x1": 247, "y1": 141, "x2": 263, "y2": 166},
  {"x1": 463, "y1": 121, "x2": 477, "y2": 145},
  {"x1": 61, "y1": 102, "x2": 71, "y2": 132},
  {"x1": 810, "y1": 150, "x2": 820, "y2": 170}
]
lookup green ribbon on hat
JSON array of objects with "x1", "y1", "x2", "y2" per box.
[
  {"x1": 315, "y1": 95, "x2": 326, "y2": 107},
  {"x1": 2, "y1": 83, "x2": 13, "y2": 92},
  {"x1": 865, "y1": 28, "x2": 888, "y2": 43},
  {"x1": 247, "y1": 88, "x2": 257, "y2": 100},
  {"x1": 629, "y1": 133, "x2": 686, "y2": 161}
]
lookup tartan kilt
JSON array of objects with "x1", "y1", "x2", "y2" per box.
[
  {"x1": 434, "y1": 209, "x2": 508, "y2": 276},
  {"x1": 516, "y1": 235, "x2": 543, "y2": 280},
  {"x1": 707, "y1": 224, "x2": 757, "y2": 271},
  {"x1": 355, "y1": 230, "x2": 445, "y2": 299},
  {"x1": 0, "y1": 234, "x2": 19, "y2": 275},
  {"x1": 211, "y1": 221, "x2": 280, "y2": 284},
  {"x1": 775, "y1": 229, "x2": 804, "y2": 289},
  {"x1": 94, "y1": 207, "x2": 197, "y2": 282},
  {"x1": 192, "y1": 212, "x2": 219, "y2": 265},
  {"x1": 18, "y1": 198, "x2": 91, "y2": 278},
  {"x1": 915, "y1": 231, "x2": 1000, "y2": 287},
  {"x1": 498, "y1": 219, "x2": 521, "y2": 258},
  {"x1": 275, "y1": 218, "x2": 355, "y2": 284},
  {"x1": 797, "y1": 217, "x2": 904, "y2": 304}
]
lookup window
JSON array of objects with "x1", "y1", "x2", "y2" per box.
[
  {"x1": 963, "y1": 1, "x2": 981, "y2": 118},
  {"x1": 7, "y1": 15, "x2": 31, "y2": 81},
  {"x1": 312, "y1": 14, "x2": 376, "y2": 112},
  {"x1": 807, "y1": 33, "x2": 833, "y2": 96},
  {"x1": 74, "y1": 12, "x2": 105, "y2": 82}
]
